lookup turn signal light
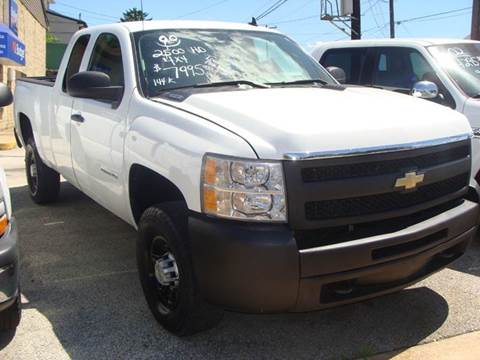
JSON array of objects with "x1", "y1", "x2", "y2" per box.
[{"x1": 0, "y1": 214, "x2": 8, "y2": 237}]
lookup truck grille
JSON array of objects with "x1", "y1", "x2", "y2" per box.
[
  {"x1": 305, "y1": 173, "x2": 469, "y2": 220},
  {"x1": 283, "y1": 137, "x2": 471, "y2": 230},
  {"x1": 301, "y1": 144, "x2": 469, "y2": 182}
]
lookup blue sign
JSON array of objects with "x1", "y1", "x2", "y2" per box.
[
  {"x1": 9, "y1": 0, "x2": 18, "y2": 36},
  {"x1": 0, "y1": 24, "x2": 25, "y2": 66}
]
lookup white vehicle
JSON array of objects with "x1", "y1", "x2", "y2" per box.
[
  {"x1": 13, "y1": 22, "x2": 479, "y2": 335},
  {"x1": 312, "y1": 39, "x2": 480, "y2": 195}
]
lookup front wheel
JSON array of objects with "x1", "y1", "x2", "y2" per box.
[
  {"x1": 25, "y1": 138, "x2": 60, "y2": 204},
  {"x1": 137, "y1": 203, "x2": 222, "y2": 336}
]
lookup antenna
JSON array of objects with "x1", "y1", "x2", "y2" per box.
[{"x1": 140, "y1": 0, "x2": 145, "y2": 31}]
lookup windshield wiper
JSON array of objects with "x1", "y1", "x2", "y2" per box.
[
  {"x1": 153, "y1": 80, "x2": 269, "y2": 95},
  {"x1": 267, "y1": 79, "x2": 328, "y2": 86},
  {"x1": 193, "y1": 80, "x2": 269, "y2": 89}
]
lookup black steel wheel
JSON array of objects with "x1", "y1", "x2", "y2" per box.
[
  {"x1": 137, "y1": 202, "x2": 223, "y2": 336},
  {"x1": 24, "y1": 138, "x2": 60, "y2": 204},
  {"x1": 150, "y1": 234, "x2": 180, "y2": 314}
]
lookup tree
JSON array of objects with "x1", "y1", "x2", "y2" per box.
[
  {"x1": 120, "y1": 7, "x2": 152, "y2": 22},
  {"x1": 46, "y1": 32, "x2": 58, "y2": 44}
]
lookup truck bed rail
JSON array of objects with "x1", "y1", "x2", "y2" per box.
[{"x1": 17, "y1": 76, "x2": 56, "y2": 87}]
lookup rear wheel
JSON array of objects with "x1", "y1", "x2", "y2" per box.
[
  {"x1": 0, "y1": 294, "x2": 21, "y2": 331},
  {"x1": 137, "y1": 203, "x2": 223, "y2": 336},
  {"x1": 25, "y1": 138, "x2": 60, "y2": 204}
]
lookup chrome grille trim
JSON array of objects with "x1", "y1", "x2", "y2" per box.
[{"x1": 283, "y1": 134, "x2": 471, "y2": 161}]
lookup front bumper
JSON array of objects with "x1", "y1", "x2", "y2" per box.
[
  {"x1": 189, "y1": 200, "x2": 478, "y2": 313},
  {"x1": 0, "y1": 217, "x2": 19, "y2": 312}
]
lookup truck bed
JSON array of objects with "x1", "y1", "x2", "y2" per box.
[{"x1": 17, "y1": 76, "x2": 56, "y2": 87}]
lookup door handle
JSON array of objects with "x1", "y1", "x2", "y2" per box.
[{"x1": 71, "y1": 114, "x2": 85, "y2": 123}]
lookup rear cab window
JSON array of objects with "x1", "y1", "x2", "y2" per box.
[{"x1": 62, "y1": 35, "x2": 90, "y2": 92}]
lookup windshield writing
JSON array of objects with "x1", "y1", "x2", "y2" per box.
[
  {"x1": 135, "y1": 29, "x2": 333, "y2": 97},
  {"x1": 429, "y1": 43, "x2": 480, "y2": 97}
]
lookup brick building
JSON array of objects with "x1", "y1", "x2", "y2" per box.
[{"x1": 0, "y1": 0, "x2": 50, "y2": 132}]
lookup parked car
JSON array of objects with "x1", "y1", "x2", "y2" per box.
[
  {"x1": 312, "y1": 39, "x2": 480, "y2": 195},
  {"x1": 13, "y1": 21, "x2": 478, "y2": 336},
  {"x1": 0, "y1": 83, "x2": 21, "y2": 331}
]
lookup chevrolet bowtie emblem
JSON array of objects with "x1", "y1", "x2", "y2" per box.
[{"x1": 395, "y1": 171, "x2": 424, "y2": 190}]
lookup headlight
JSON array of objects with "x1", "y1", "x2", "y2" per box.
[{"x1": 201, "y1": 154, "x2": 287, "y2": 222}]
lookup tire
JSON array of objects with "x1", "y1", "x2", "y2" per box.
[
  {"x1": 0, "y1": 294, "x2": 21, "y2": 332},
  {"x1": 25, "y1": 137, "x2": 60, "y2": 204},
  {"x1": 137, "y1": 202, "x2": 223, "y2": 336}
]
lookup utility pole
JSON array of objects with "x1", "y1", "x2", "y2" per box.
[
  {"x1": 472, "y1": 0, "x2": 480, "y2": 40},
  {"x1": 389, "y1": 0, "x2": 395, "y2": 38},
  {"x1": 351, "y1": 0, "x2": 361, "y2": 40}
]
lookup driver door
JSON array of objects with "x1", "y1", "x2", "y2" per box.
[{"x1": 70, "y1": 32, "x2": 127, "y2": 214}]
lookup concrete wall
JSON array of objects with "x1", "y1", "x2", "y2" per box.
[{"x1": 0, "y1": 0, "x2": 46, "y2": 132}]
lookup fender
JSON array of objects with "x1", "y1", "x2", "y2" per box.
[{"x1": 124, "y1": 92, "x2": 257, "y2": 216}]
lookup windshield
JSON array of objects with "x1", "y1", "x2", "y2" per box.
[
  {"x1": 133, "y1": 29, "x2": 334, "y2": 97},
  {"x1": 428, "y1": 43, "x2": 480, "y2": 97}
]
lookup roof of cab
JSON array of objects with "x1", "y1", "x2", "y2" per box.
[
  {"x1": 313, "y1": 38, "x2": 479, "y2": 50},
  {"x1": 81, "y1": 20, "x2": 276, "y2": 34}
]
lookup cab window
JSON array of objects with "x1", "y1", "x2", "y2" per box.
[
  {"x1": 88, "y1": 33, "x2": 124, "y2": 87},
  {"x1": 372, "y1": 47, "x2": 435, "y2": 91},
  {"x1": 320, "y1": 48, "x2": 369, "y2": 84},
  {"x1": 371, "y1": 46, "x2": 456, "y2": 108}
]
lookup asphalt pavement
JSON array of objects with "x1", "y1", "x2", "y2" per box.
[{"x1": 1, "y1": 147, "x2": 480, "y2": 360}]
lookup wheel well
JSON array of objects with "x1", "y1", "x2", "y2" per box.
[
  {"x1": 18, "y1": 113, "x2": 33, "y2": 144},
  {"x1": 129, "y1": 164, "x2": 187, "y2": 224}
]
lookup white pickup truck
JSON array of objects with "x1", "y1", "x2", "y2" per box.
[{"x1": 13, "y1": 21, "x2": 479, "y2": 335}]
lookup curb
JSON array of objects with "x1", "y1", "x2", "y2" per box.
[{"x1": 368, "y1": 331, "x2": 480, "y2": 360}]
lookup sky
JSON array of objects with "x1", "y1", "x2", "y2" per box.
[{"x1": 49, "y1": 0, "x2": 474, "y2": 49}]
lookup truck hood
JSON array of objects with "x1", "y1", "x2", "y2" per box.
[{"x1": 159, "y1": 86, "x2": 472, "y2": 159}]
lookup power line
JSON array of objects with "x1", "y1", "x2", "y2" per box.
[
  {"x1": 365, "y1": 0, "x2": 386, "y2": 37},
  {"x1": 361, "y1": 6, "x2": 473, "y2": 36},
  {"x1": 257, "y1": 0, "x2": 288, "y2": 20},
  {"x1": 271, "y1": 14, "x2": 317, "y2": 25},
  {"x1": 287, "y1": 0, "x2": 316, "y2": 16},
  {"x1": 177, "y1": 0, "x2": 231, "y2": 19},
  {"x1": 362, "y1": 0, "x2": 382, "y2": 16},
  {"x1": 50, "y1": 8, "x2": 109, "y2": 25},
  {"x1": 396, "y1": 6, "x2": 471, "y2": 25},
  {"x1": 288, "y1": 30, "x2": 340, "y2": 36},
  {"x1": 407, "y1": 10, "x2": 471, "y2": 24},
  {"x1": 53, "y1": 1, "x2": 118, "y2": 20}
]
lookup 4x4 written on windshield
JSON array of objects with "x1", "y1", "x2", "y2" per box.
[{"x1": 139, "y1": 32, "x2": 224, "y2": 93}]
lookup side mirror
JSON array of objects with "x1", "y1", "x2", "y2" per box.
[
  {"x1": 0, "y1": 83, "x2": 13, "y2": 107},
  {"x1": 326, "y1": 66, "x2": 346, "y2": 84},
  {"x1": 411, "y1": 81, "x2": 438, "y2": 100},
  {"x1": 67, "y1": 71, "x2": 123, "y2": 102}
]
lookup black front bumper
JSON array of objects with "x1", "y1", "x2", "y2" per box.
[
  {"x1": 189, "y1": 200, "x2": 478, "y2": 313},
  {"x1": 0, "y1": 217, "x2": 20, "y2": 312}
]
